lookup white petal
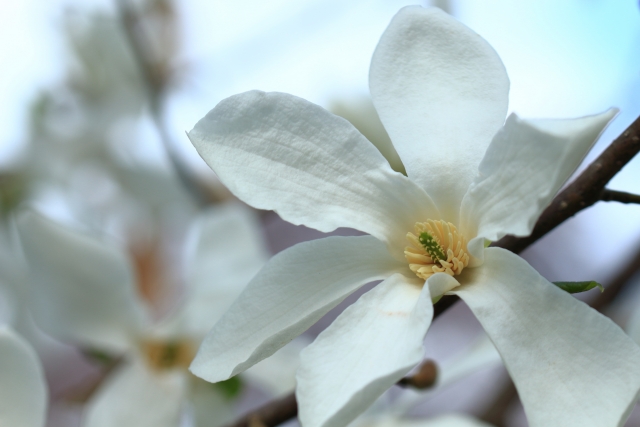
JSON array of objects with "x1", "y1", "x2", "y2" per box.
[
  {"x1": 365, "y1": 414, "x2": 494, "y2": 427},
  {"x1": 460, "y1": 109, "x2": 617, "y2": 241},
  {"x1": 296, "y1": 273, "x2": 432, "y2": 427},
  {"x1": 453, "y1": 248, "x2": 640, "y2": 427},
  {"x1": 188, "y1": 90, "x2": 438, "y2": 254},
  {"x1": 179, "y1": 202, "x2": 269, "y2": 338},
  {"x1": 17, "y1": 211, "x2": 148, "y2": 352},
  {"x1": 626, "y1": 302, "x2": 640, "y2": 345},
  {"x1": 427, "y1": 272, "x2": 460, "y2": 300},
  {"x1": 243, "y1": 335, "x2": 310, "y2": 397},
  {"x1": 189, "y1": 376, "x2": 234, "y2": 427},
  {"x1": 190, "y1": 236, "x2": 407, "y2": 383},
  {"x1": 330, "y1": 96, "x2": 406, "y2": 174},
  {"x1": 414, "y1": 415, "x2": 494, "y2": 427},
  {"x1": 84, "y1": 356, "x2": 187, "y2": 427},
  {"x1": 370, "y1": 6, "x2": 509, "y2": 222},
  {"x1": 0, "y1": 326, "x2": 47, "y2": 427}
]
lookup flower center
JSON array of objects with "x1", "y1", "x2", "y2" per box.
[
  {"x1": 142, "y1": 339, "x2": 196, "y2": 371},
  {"x1": 404, "y1": 220, "x2": 470, "y2": 280}
]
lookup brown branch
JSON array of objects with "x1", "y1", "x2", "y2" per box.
[
  {"x1": 236, "y1": 394, "x2": 298, "y2": 427},
  {"x1": 115, "y1": 0, "x2": 214, "y2": 206},
  {"x1": 222, "y1": 118, "x2": 640, "y2": 427},
  {"x1": 224, "y1": 359, "x2": 438, "y2": 427},
  {"x1": 600, "y1": 188, "x2": 640, "y2": 205}
]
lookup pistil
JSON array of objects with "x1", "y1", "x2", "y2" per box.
[{"x1": 405, "y1": 220, "x2": 469, "y2": 280}]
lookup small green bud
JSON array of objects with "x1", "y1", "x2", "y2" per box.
[{"x1": 553, "y1": 281, "x2": 604, "y2": 294}]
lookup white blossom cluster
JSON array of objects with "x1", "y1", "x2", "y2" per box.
[{"x1": 2, "y1": 4, "x2": 640, "y2": 427}]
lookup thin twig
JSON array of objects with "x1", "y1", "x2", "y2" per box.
[
  {"x1": 220, "y1": 116, "x2": 640, "y2": 427},
  {"x1": 225, "y1": 359, "x2": 438, "y2": 427},
  {"x1": 115, "y1": 0, "x2": 213, "y2": 206},
  {"x1": 600, "y1": 188, "x2": 640, "y2": 205}
]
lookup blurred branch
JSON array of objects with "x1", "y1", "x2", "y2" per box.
[
  {"x1": 591, "y1": 242, "x2": 640, "y2": 312},
  {"x1": 397, "y1": 359, "x2": 438, "y2": 389},
  {"x1": 115, "y1": 0, "x2": 214, "y2": 206},
  {"x1": 479, "y1": 378, "x2": 518, "y2": 427},
  {"x1": 600, "y1": 188, "x2": 640, "y2": 205},
  {"x1": 221, "y1": 116, "x2": 640, "y2": 427},
  {"x1": 223, "y1": 359, "x2": 438, "y2": 427}
]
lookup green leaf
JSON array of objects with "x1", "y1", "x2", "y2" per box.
[
  {"x1": 553, "y1": 281, "x2": 604, "y2": 294},
  {"x1": 212, "y1": 375, "x2": 244, "y2": 400}
]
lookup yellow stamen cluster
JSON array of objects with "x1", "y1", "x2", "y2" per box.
[
  {"x1": 142, "y1": 339, "x2": 196, "y2": 371},
  {"x1": 405, "y1": 220, "x2": 470, "y2": 280}
]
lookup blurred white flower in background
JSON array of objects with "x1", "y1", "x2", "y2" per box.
[
  {"x1": 0, "y1": 326, "x2": 47, "y2": 427},
  {"x1": 187, "y1": 6, "x2": 640, "y2": 427},
  {"x1": 17, "y1": 202, "x2": 303, "y2": 427}
]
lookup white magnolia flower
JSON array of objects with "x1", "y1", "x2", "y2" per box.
[
  {"x1": 0, "y1": 326, "x2": 47, "y2": 427},
  {"x1": 17, "y1": 203, "x2": 298, "y2": 427},
  {"x1": 187, "y1": 6, "x2": 640, "y2": 427}
]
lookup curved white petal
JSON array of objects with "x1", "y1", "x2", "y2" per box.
[
  {"x1": 243, "y1": 335, "x2": 310, "y2": 397},
  {"x1": 427, "y1": 272, "x2": 460, "y2": 300},
  {"x1": 17, "y1": 211, "x2": 148, "y2": 352},
  {"x1": 370, "y1": 6, "x2": 509, "y2": 223},
  {"x1": 364, "y1": 414, "x2": 494, "y2": 427},
  {"x1": 190, "y1": 236, "x2": 407, "y2": 383},
  {"x1": 296, "y1": 273, "x2": 432, "y2": 427},
  {"x1": 330, "y1": 96, "x2": 406, "y2": 174},
  {"x1": 188, "y1": 90, "x2": 438, "y2": 255},
  {"x1": 179, "y1": 202, "x2": 269, "y2": 338},
  {"x1": 403, "y1": 414, "x2": 493, "y2": 427},
  {"x1": 189, "y1": 376, "x2": 234, "y2": 427},
  {"x1": 84, "y1": 356, "x2": 187, "y2": 427},
  {"x1": 0, "y1": 327, "x2": 47, "y2": 427},
  {"x1": 460, "y1": 109, "x2": 617, "y2": 241},
  {"x1": 626, "y1": 300, "x2": 640, "y2": 345},
  {"x1": 453, "y1": 248, "x2": 640, "y2": 427}
]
